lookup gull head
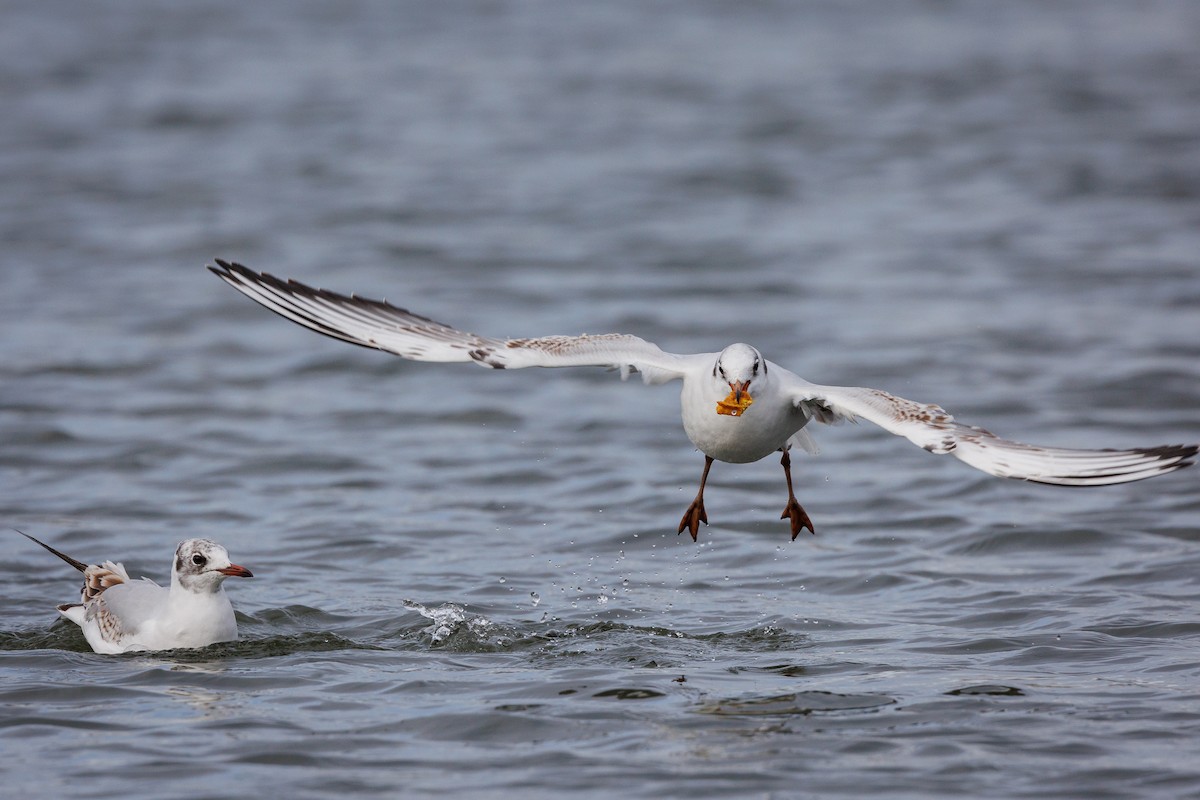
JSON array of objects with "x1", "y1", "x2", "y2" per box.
[
  {"x1": 713, "y1": 343, "x2": 765, "y2": 417},
  {"x1": 172, "y1": 539, "x2": 253, "y2": 593}
]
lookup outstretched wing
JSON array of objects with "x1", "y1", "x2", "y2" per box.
[
  {"x1": 209, "y1": 260, "x2": 704, "y2": 385},
  {"x1": 785, "y1": 380, "x2": 1197, "y2": 486}
]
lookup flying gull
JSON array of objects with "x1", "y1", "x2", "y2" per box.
[{"x1": 209, "y1": 259, "x2": 1196, "y2": 540}]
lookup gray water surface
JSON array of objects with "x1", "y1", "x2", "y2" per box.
[{"x1": 3, "y1": 2, "x2": 1199, "y2": 798}]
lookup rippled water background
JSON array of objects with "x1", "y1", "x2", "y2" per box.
[{"x1": 3, "y1": 2, "x2": 1199, "y2": 797}]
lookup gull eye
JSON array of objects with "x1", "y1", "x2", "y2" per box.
[{"x1": 191, "y1": 553, "x2": 207, "y2": 567}]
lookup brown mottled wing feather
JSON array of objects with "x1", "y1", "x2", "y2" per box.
[
  {"x1": 84, "y1": 596, "x2": 131, "y2": 642},
  {"x1": 77, "y1": 562, "x2": 130, "y2": 603},
  {"x1": 208, "y1": 260, "x2": 702, "y2": 383},
  {"x1": 787, "y1": 381, "x2": 1197, "y2": 486}
]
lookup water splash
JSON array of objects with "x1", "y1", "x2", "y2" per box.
[{"x1": 403, "y1": 599, "x2": 496, "y2": 646}]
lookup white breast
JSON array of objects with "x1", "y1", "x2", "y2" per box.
[{"x1": 679, "y1": 377, "x2": 809, "y2": 463}]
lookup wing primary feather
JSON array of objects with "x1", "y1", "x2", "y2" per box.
[
  {"x1": 210, "y1": 260, "x2": 495, "y2": 360},
  {"x1": 16, "y1": 530, "x2": 88, "y2": 573},
  {"x1": 210, "y1": 261, "x2": 446, "y2": 353}
]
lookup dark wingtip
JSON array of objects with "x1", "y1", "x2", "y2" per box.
[
  {"x1": 207, "y1": 258, "x2": 245, "y2": 278},
  {"x1": 1142, "y1": 443, "x2": 1198, "y2": 472},
  {"x1": 14, "y1": 529, "x2": 89, "y2": 573}
]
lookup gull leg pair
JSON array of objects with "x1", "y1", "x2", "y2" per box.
[{"x1": 677, "y1": 451, "x2": 815, "y2": 541}]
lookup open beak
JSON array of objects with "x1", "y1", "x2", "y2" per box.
[
  {"x1": 731, "y1": 380, "x2": 751, "y2": 403},
  {"x1": 217, "y1": 563, "x2": 254, "y2": 578}
]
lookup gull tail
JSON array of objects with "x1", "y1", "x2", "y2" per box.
[{"x1": 15, "y1": 530, "x2": 89, "y2": 573}]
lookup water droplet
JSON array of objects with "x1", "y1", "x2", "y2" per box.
[
  {"x1": 530, "y1": 592, "x2": 541, "y2": 607},
  {"x1": 498, "y1": 577, "x2": 506, "y2": 584}
]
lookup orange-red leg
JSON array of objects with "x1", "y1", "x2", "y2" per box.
[
  {"x1": 780, "y1": 449, "x2": 815, "y2": 540},
  {"x1": 678, "y1": 455, "x2": 714, "y2": 541}
]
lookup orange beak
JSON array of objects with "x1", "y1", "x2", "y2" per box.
[
  {"x1": 731, "y1": 380, "x2": 751, "y2": 403},
  {"x1": 217, "y1": 563, "x2": 254, "y2": 578}
]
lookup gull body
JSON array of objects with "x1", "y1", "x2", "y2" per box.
[
  {"x1": 20, "y1": 532, "x2": 253, "y2": 654},
  {"x1": 680, "y1": 342, "x2": 810, "y2": 464},
  {"x1": 209, "y1": 260, "x2": 1197, "y2": 540}
]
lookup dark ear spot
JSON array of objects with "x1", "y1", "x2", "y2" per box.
[{"x1": 175, "y1": 556, "x2": 183, "y2": 572}]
